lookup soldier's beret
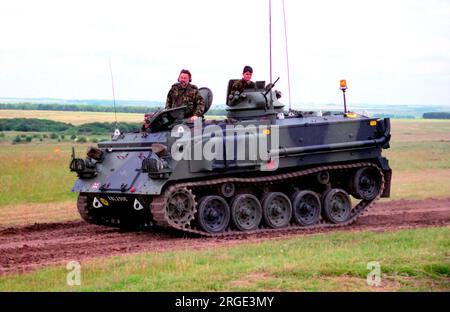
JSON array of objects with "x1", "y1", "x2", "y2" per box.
[{"x1": 243, "y1": 66, "x2": 253, "y2": 74}]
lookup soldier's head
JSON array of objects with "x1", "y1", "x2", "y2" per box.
[
  {"x1": 242, "y1": 65, "x2": 253, "y2": 82},
  {"x1": 178, "y1": 69, "x2": 192, "y2": 87}
]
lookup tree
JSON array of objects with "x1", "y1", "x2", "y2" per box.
[
  {"x1": 423, "y1": 112, "x2": 450, "y2": 119},
  {"x1": 12, "y1": 136, "x2": 21, "y2": 144}
]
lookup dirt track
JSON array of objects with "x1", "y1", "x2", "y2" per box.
[{"x1": 1, "y1": 198, "x2": 449, "y2": 275}]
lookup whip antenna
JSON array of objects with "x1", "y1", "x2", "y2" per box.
[
  {"x1": 269, "y1": 0, "x2": 273, "y2": 85},
  {"x1": 282, "y1": 0, "x2": 292, "y2": 111},
  {"x1": 108, "y1": 58, "x2": 118, "y2": 130}
]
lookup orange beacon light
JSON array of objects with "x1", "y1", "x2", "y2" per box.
[{"x1": 340, "y1": 79, "x2": 348, "y2": 113}]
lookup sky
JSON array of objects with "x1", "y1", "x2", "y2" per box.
[{"x1": 0, "y1": 0, "x2": 449, "y2": 108}]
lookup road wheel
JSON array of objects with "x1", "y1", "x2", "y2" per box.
[
  {"x1": 261, "y1": 192, "x2": 292, "y2": 229},
  {"x1": 230, "y1": 194, "x2": 262, "y2": 231},
  {"x1": 197, "y1": 195, "x2": 230, "y2": 234},
  {"x1": 291, "y1": 190, "x2": 321, "y2": 226},
  {"x1": 322, "y1": 189, "x2": 352, "y2": 224}
]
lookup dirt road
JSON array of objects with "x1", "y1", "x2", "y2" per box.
[{"x1": 1, "y1": 198, "x2": 449, "y2": 275}]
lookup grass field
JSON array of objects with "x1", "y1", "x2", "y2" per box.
[
  {"x1": 384, "y1": 119, "x2": 450, "y2": 200},
  {"x1": 0, "y1": 109, "x2": 224, "y2": 125},
  {"x1": 0, "y1": 109, "x2": 145, "y2": 125},
  {"x1": 385, "y1": 141, "x2": 450, "y2": 200},
  {"x1": 0, "y1": 142, "x2": 81, "y2": 207},
  {"x1": 1, "y1": 226, "x2": 448, "y2": 291},
  {"x1": 390, "y1": 119, "x2": 450, "y2": 142}
]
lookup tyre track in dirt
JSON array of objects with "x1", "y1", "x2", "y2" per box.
[{"x1": 1, "y1": 198, "x2": 449, "y2": 275}]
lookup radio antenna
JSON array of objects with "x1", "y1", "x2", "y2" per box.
[
  {"x1": 108, "y1": 58, "x2": 118, "y2": 130},
  {"x1": 282, "y1": 0, "x2": 292, "y2": 111},
  {"x1": 269, "y1": 0, "x2": 273, "y2": 85}
]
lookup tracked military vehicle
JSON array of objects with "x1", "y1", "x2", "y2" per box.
[{"x1": 70, "y1": 80, "x2": 392, "y2": 236}]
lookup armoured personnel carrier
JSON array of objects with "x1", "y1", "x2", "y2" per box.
[{"x1": 70, "y1": 80, "x2": 392, "y2": 236}]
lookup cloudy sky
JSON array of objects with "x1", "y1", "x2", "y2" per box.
[{"x1": 0, "y1": 0, "x2": 449, "y2": 108}]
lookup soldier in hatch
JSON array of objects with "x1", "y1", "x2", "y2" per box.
[
  {"x1": 229, "y1": 65, "x2": 256, "y2": 104},
  {"x1": 166, "y1": 69, "x2": 205, "y2": 118},
  {"x1": 230, "y1": 65, "x2": 255, "y2": 93}
]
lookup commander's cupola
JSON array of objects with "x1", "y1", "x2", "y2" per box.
[{"x1": 225, "y1": 80, "x2": 284, "y2": 120}]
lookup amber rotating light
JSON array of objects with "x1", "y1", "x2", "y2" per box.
[{"x1": 340, "y1": 80, "x2": 348, "y2": 113}]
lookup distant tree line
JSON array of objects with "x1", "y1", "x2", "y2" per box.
[
  {"x1": 373, "y1": 114, "x2": 416, "y2": 119},
  {"x1": 0, "y1": 103, "x2": 157, "y2": 114},
  {"x1": 0, "y1": 103, "x2": 227, "y2": 116},
  {"x1": 0, "y1": 118, "x2": 73, "y2": 132},
  {"x1": 0, "y1": 118, "x2": 140, "y2": 135},
  {"x1": 423, "y1": 112, "x2": 450, "y2": 119},
  {"x1": 69, "y1": 122, "x2": 140, "y2": 135}
]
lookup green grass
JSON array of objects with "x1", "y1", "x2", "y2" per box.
[
  {"x1": 1, "y1": 226, "x2": 448, "y2": 291},
  {"x1": 386, "y1": 141, "x2": 450, "y2": 172},
  {"x1": 383, "y1": 140, "x2": 450, "y2": 200},
  {"x1": 0, "y1": 131, "x2": 109, "y2": 143},
  {"x1": 0, "y1": 142, "x2": 82, "y2": 206},
  {"x1": 391, "y1": 118, "x2": 450, "y2": 140}
]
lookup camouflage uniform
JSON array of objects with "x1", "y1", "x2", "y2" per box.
[
  {"x1": 230, "y1": 79, "x2": 256, "y2": 94},
  {"x1": 166, "y1": 83, "x2": 205, "y2": 117}
]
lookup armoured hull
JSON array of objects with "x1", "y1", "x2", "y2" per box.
[{"x1": 70, "y1": 108, "x2": 392, "y2": 236}]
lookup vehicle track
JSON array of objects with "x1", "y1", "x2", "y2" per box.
[{"x1": 1, "y1": 198, "x2": 449, "y2": 275}]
